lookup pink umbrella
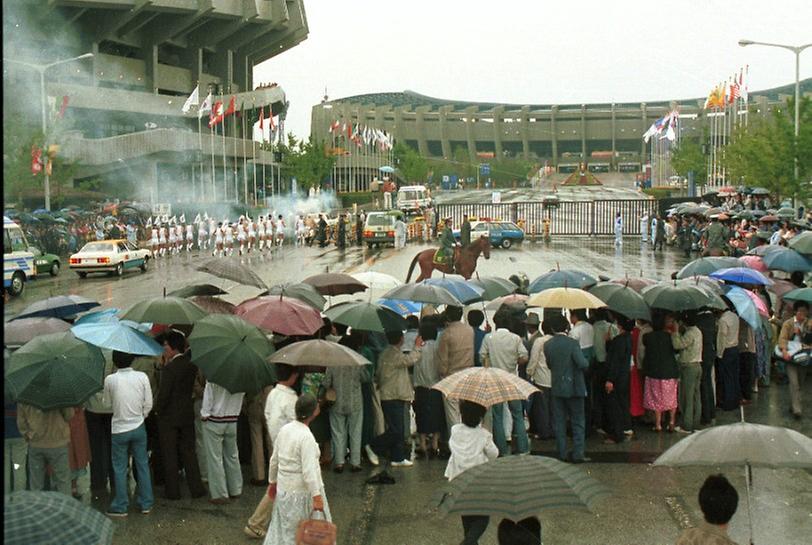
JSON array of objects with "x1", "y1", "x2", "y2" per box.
[
  {"x1": 739, "y1": 255, "x2": 767, "y2": 273},
  {"x1": 235, "y1": 295, "x2": 323, "y2": 336},
  {"x1": 740, "y1": 289, "x2": 770, "y2": 317}
]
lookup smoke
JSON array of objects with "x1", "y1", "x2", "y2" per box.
[{"x1": 264, "y1": 190, "x2": 339, "y2": 221}]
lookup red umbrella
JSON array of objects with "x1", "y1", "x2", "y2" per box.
[
  {"x1": 302, "y1": 273, "x2": 367, "y2": 296},
  {"x1": 739, "y1": 255, "x2": 768, "y2": 273},
  {"x1": 235, "y1": 295, "x2": 322, "y2": 336}
]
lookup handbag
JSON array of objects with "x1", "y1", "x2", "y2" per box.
[
  {"x1": 296, "y1": 510, "x2": 336, "y2": 545},
  {"x1": 323, "y1": 387, "x2": 337, "y2": 404}
]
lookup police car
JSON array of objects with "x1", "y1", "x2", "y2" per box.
[
  {"x1": 69, "y1": 239, "x2": 150, "y2": 278},
  {"x1": 454, "y1": 220, "x2": 525, "y2": 249}
]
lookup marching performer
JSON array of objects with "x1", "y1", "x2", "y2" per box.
[
  {"x1": 149, "y1": 223, "x2": 159, "y2": 259},
  {"x1": 257, "y1": 215, "x2": 266, "y2": 251},
  {"x1": 295, "y1": 214, "x2": 306, "y2": 247},
  {"x1": 275, "y1": 214, "x2": 286, "y2": 247},
  {"x1": 237, "y1": 217, "x2": 247, "y2": 256},
  {"x1": 158, "y1": 222, "x2": 167, "y2": 257},
  {"x1": 175, "y1": 221, "x2": 184, "y2": 255},
  {"x1": 264, "y1": 215, "x2": 274, "y2": 252},
  {"x1": 247, "y1": 217, "x2": 256, "y2": 253},
  {"x1": 209, "y1": 216, "x2": 217, "y2": 249},
  {"x1": 197, "y1": 215, "x2": 208, "y2": 251},
  {"x1": 213, "y1": 222, "x2": 224, "y2": 257},
  {"x1": 224, "y1": 221, "x2": 234, "y2": 257}
]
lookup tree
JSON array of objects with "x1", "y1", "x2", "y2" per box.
[
  {"x1": 670, "y1": 136, "x2": 707, "y2": 182},
  {"x1": 266, "y1": 133, "x2": 335, "y2": 190},
  {"x1": 393, "y1": 142, "x2": 428, "y2": 183}
]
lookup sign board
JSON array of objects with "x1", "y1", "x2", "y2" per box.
[
  {"x1": 479, "y1": 163, "x2": 491, "y2": 176},
  {"x1": 152, "y1": 203, "x2": 171, "y2": 216},
  {"x1": 491, "y1": 191, "x2": 501, "y2": 204}
]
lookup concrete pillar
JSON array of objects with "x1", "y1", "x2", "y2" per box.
[
  {"x1": 415, "y1": 105, "x2": 430, "y2": 157},
  {"x1": 580, "y1": 104, "x2": 587, "y2": 162},
  {"x1": 520, "y1": 106, "x2": 530, "y2": 161},
  {"x1": 91, "y1": 42, "x2": 100, "y2": 88},
  {"x1": 610, "y1": 103, "x2": 616, "y2": 170},
  {"x1": 640, "y1": 103, "x2": 647, "y2": 162},
  {"x1": 439, "y1": 105, "x2": 452, "y2": 159},
  {"x1": 144, "y1": 43, "x2": 158, "y2": 93},
  {"x1": 551, "y1": 106, "x2": 559, "y2": 168},
  {"x1": 493, "y1": 106, "x2": 505, "y2": 159},
  {"x1": 465, "y1": 106, "x2": 477, "y2": 163}
]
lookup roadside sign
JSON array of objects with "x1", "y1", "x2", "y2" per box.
[
  {"x1": 480, "y1": 163, "x2": 490, "y2": 176},
  {"x1": 152, "y1": 203, "x2": 171, "y2": 216}
]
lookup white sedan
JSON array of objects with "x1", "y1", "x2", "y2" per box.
[{"x1": 69, "y1": 239, "x2": 150, "y2": 278}]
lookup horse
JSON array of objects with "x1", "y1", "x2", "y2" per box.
[{"x1": 405, "y1": 235, "x2": 491, "y2": 282}]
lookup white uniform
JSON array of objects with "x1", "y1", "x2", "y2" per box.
[
  {"x1": 158, "y1": 227, "x2": 167, "y2": 244},
  {"x1": 168, "y1": 226, "x2": 177, "y2": 244},
  {"x1": 150, "y1": 228, "x2": 159, "y2": 249},
  {"x1": 198, "y1": 223, "x2": 207, "y2": 248},
  {"x1": 237, "y1": 223, "x2": 246, "y2": 241}
]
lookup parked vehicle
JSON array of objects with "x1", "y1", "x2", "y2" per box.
[
  {"x1": 397, "y1": 185, "x2": 431, "y2": 215},
  {"x1": 454, "y1": 220, "x2": 525, "y2": 249},
  {"x1": 363, "y1": 211, "x2": 402, "y2": 248},
  {"x1": 31, "y1": 247, "x2": 61, "y2": 276},
  {"x1": 69, "y1": 239, "x2": 150, "y2": 278},
  {"x1": 3, "y1": 216, "x2": 36, "y2": 296}
]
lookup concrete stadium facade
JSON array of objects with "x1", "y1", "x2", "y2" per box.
[{"x1": 3, "y1": 0, "x2": 309, "y2": 204}]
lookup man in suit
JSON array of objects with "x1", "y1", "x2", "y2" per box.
[
  {"x1": 543, "y1": 314, "x2": 590, "y2": 463},
  {"x1": 156, "y1": 330, "x2": 206, "y2": 500}
]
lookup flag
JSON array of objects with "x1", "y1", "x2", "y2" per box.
[
  {"x1": 45, "y1": 159, "x2": 53, "y2": 176},
  {"x1": 224, "y1": 96, "x2": 236, "y2": 117},
  {"x1": 203, "y1": 212, "x2": 209, "y2": 221},
  {"x1": 253, "y1": 107, "x2": 270, "y2": 142},
  {"x1": 146, "y1": 217, "x2": 152, "y2": 228},
  {"x1": 31, "y1": 146, "x2": 42, "y2": 175},
  {"x1": 179, "y1": 214, "x2": 186, "y2": 223},
  {"x1": 208, "y1": 101, "x2": 224, "y2": 127},
  {"x1": 728, "y1": 80, "x2": 740, "y2": 104},
  {"x1": 346, "y1": 122, "x2": 352, "y2": 140},
  {"x1": 181, "y1": 85, "x2": 199, "y2": 114},
  {"x1": 328, "y1": 120, "x2": 340, "y2": 134},
  {"x1": 199, "y1": 92, "x2": 213, "y2": 119},
  {"x1": 741, "y1": 65, "x2": 749, "y2": 103},
  {"x1": 57, "y1": 96, "x2": 69, "y2": 119},
  {"x1": 269, "y1": 114, "x2": 276, "y2": 131}
]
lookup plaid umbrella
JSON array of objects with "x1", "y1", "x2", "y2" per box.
[
  {"x1": 5, "y1": 491, "x2": 113, "y2": 545},
  {"x1": 195, "y1": 258, "x2": 268, "y2": 290},
  {"x1": 4, "y1": 318, "x2": 70, "y2": 348},
  {"x1": 432, "y1": 367, "x2": 538, "y2": 407},
  {"x1": 436, "y1": 455, "x2": 609, "y2": 521},
  {"x1": 13, "y1": 295, "x2": 100, "y2": 320},
  {"x1": 120, "y1": 296, "x2": 207, "y2": 325},
  {"x1": 527, "y1": 287, "x2": 606, "y2": 310},
  {"x1": 267, "y1": 339, "x2": 370, "y2": 368},
  {"x1": 303, "y1": 272, "x2": 367, "y2": 296}
]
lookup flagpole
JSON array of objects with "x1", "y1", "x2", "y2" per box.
[
  {"x1": 242, "y1": 104, "x2": 248, "y2": 206},
  {"x1": 210, "y1": 115, "x2": 215, "y2": 202},
  {"x1": 252, "y1": 98, "x2": 258, "y2": 207}
]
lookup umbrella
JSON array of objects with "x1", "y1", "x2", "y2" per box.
[
  {"x1": 265, "y1": 283, "x2": 326, "y2": 311},
  {"x1": 74, "y1": 308, "x2": 121, "y2": 325},
  {"x1": 71, "y1": 321, "x2": 163, "y2": 356},
  {"x1": 528, "y1": 269, "x2": 597, "y2": 293},
  {"x1": 776, "y1": 207, "x2": 796, "y2": 219},
  {"x1": 4, "y1": 490, "x2": 114, "y2": 545},
  {"x1": 607, "y1": 277, "x2": 657, "y2": 293},
  {"x1": 782, "y1": 287, "x2": 812, "y2": 303},
  {"x1": 423, "y1": 278, "x2": 485, "y2": 304},
  {"x1": 588, "y1": 282, "x2": 651, "y2": 321},
  {"x1": 749, "y1": 187, "x2": 770, "y2": 195},
  {"x1": 758, "y1": 215, "x2": 779, "y2": 223},
  {"x1": 738, "y1": 255, "x2": 768, "y2": 272},
  {"x1": 168, "y1": 283, "x2": 228, "y2": 298},
  {"x1": 722, "y1": 286, "x2": 762, "y2": 329},
  {"x1": 746, "y1": 244, "x2": 782, "y2": 257},
  {"x1": 761, "y1": 247, "x2": 812, "y2": 273},
  {"x1": 788, "y1": 231, "x2": 812, "y2": 255},
  {"x1": 235, "y1": 295, "x2": 323, "y2": 336},
  {"x1": 527, "y1": 287, "x2": 606, "y2": 310},
  {"x1": 676, "y1": 275, "x2": 724, "y2": 296},
  {"x1": 188, "y1": 314, "x2": 275, "y2": 394},
  {"x1": 195, "y1": 258, "x2": 268, "y2": 290},
  {"x1": 377, "y1": 298, "x2": 423, "y2": 317},
  {"x1": 350, "y1": 271, "x2": 402, "y2": 291},
  {"x1": 120, "y1": 296, "x2": 207, "y2": 325},
  {"x1": 641, "y1": 284, "x2": 719, "y2": 312},
  {"x1": 436, "y1": 455, "x2": 608, "y2": 521},
  {"x1": 302, "y1": 273, "x2": 367, "y2": 296},
  {"x1": 324, "y1": 301, "x2": 407, "y2": 332},
  {"x1": 433, "y1": 367, "x2": 538, "y2": 407},
  {"x1": 267, "y1": 339, "x2": 370, "y2": 368},
  {"x1": 6, "y1": 331, "x2": 105, "y2": 410},
  {"x1": 382, "y1": 282, "x2": 463, "y2": 306},
  {"x1": 379, "y1": 165, "x2": 395, "y2": 173},
  {"x1": 484, "y1": 294, "x2": 529, "y2": 312},
  {"x1": 4, "y1": 318, "x2": 70, "y2": 348},
  {"x1": 469, "y1": 276, "x2": 517, "y2": 300},
  {"x1": 709, "y1": 267, "x2": 773, "y2": 286},
  {"x1": 675, "y1": 257, "x2": 741, "y2": 279},
  {"x1": 12, "y1": 295, "x2": 100, "y2": 320},
  {"x1": 189, "y1": 295, "x2": 236, "y2": 314}
]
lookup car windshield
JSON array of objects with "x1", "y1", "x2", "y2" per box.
[
  {"x1": 472, "y1": 223, "x2": 488, "y2": 231},
  {"x1": 81, "y1": 243, "x2": 114, "y2": 252},
  {"x1": 367, "y1": 215, "x2": 393, "y2": 226},
  {"x1": 400, "y1": 191, "x2": 423, "y2": 201}
]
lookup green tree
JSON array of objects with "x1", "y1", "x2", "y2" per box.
[
  {"x1": 267, "y1": 133, "x2": 335, "y2": 189},
  {"x1": 670, "y1": 136, "x2": 707, "y2": 182},
  {"x1": 393, "y1": 142, "x2": 428, "y2": 183}
]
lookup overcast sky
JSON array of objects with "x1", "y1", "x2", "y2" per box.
[{"x1": 254, "y1": 0, "x2": 812, "y2": 140}]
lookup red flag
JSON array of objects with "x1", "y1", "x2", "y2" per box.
[
  {"x1": 269, "y1": 115, "x2": 276, "y2": 131},
  {"x1": 728, "y1": 81, "x2": 740, "y2": 104},
  {"x1": 224, "y1": 96, "x2": 236, "y2": 117},
  {"x1": 31, "y1": 146, "x2": 42, "y2": 175},
  {"x1": 208, "y1": 101, "x2": 224, "y2": 127},
  {"x1": 346, "y1": 122, "x2": 352, "y2": 140},
  {"x1": 258, "y1": 107, "x2": 264, "y2": 129},
  {"x1": 57, "y1": 96, "x2": 69, "y2": 119}
]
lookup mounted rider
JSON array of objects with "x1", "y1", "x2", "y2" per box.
[{"x1": 434, "y1": 216, "x2": 459, "y2": 272}]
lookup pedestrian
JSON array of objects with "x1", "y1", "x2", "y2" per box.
[
  {"x1": 641, "y1": 314, "x2": 679, "y2": 432},
  {"x1": 237, "y1": 218, "x2": 247, "y2": 256},
  {"x1": 738, "y1": 320, "x2": 756, "y2": 406},
  {"x1": 460, "y1": 213, "x2": 472, "y2": 248},
  {"x1": 17, "y1": 403, "x2": 74, "y2": 496},
  {"x1": 394, "y1": 215, "x2": 407, "y2": 249},
  {"x1": 200, "y1": 381, "x2": 244, "y2": 504},
  {"x1": 695, "y1": 309, "x2": 718, "y2": 425},
  {"x1": 155, "y1": 330, "x2": 206, "y2": 500},
  {"x1": 436, "y1": 306, "x2": 475, "y2": 430},
  {"x1": 336, "y1": 213, "x2": 347, "y2": 249},
  {"x1": 716, "y1": 304, "x2": 741, "y2": 411},
  {"x1": 670, "y1": 313, "x2": 703, "y2": 434},
  {"x1": 247, "y1": 218, "x2": 256, "y2": 253},
  {"x1": 275, "y1": 214, "x2": 285, "y2": 247},
  {"x1": 603, "y1": 316, "x2": 633, "y2": 444},
  {"x1": 412, "y1": 321, "x2": 444, "y2": 459},
  {"x1": 444, "y1": 400, "x2": 498, "y2": 545},
  {"x1": 257, "y1": 215, "x2": 267, "y2": 251},
  {"x1": 246, "y1": 385, "x2": 273, "y2": 487},
  {"x1": 126, "y1": 223, "x2": 137, "y2": 246},
  {"x1": 526, "y1": 320, "x2": 555, "y2": 440},
  {"x1": 569, "y1": 309, "x2": 595, "y2": 430},
  {"x1": 324, "y1": 360, "x2": 367, "y2": 473},
  {"x1": 468, "y1": 310, "x2": 488, "y2": 368},
  {"x1": 544, "y1": 314, "x2": 589, "y2": 463},
  {"x1": 480, "y1": 310, "x2": 529, "y2": 456},
  {"x1": 185, "y1": 222, "x2": 194, "y2": 252},
  {"x1": 67, "y1": 407, "x2": 92, "y2": 499},
  {"x1": 640, "y1": 212, "x2": 649, "y2": 243},
  {"x1": 614, "y1": 212, "x2": 623, "y2": 246},
  {"x1": 356, "y1": 210, "x2": 366, "y2": 246},
  {"x1": 778, "y1": 301, "x2": 811, "y2": 419},
  {"x1": 104, "y1": 350, "x2": 154, "y2": 517},
  {"x1": 316, "y1": 214, "x2": 328, "y2": 248},
  {"x1": 84, "y1": 357, "x2": 116, "y2": 495},
  {"x1": 264, "y1": 394, "x2": 331, "y2": 545},
  {"x1": 197, "y1": 219, "x2": 208, "y2": 252},
  {"x1": 654, "y1": 214, "x2": 665, "y2": 251},
  {"x1": 192, "y1": 368, "x2": 208, "y2": 485},
  {"x1": 675, "y1": 474, "x2": 739, "y2": 545},
  {"x1": 591, "y1": 308, "x2": 617, "y2": 434}
]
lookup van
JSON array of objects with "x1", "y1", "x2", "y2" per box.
[
  {"x1": 4, "y1": 216, "x2": 36, "y2": 296},
  {"x1": 363, "y1": 211, "x2": 401, "y2": 248},
  {"x1": 397, "y1": 185, "x2": 431, "y2": 214}
]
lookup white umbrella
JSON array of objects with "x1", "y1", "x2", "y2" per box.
[{"x1": 351, "y1": 271, "x2": 402, "y2": 291}]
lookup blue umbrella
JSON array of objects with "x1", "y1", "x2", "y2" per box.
[
  {"x1": 74, "y1": 308, "x2": 120, "y2": 325},
  {"x1": 722, "y1": 286, "x2": 761, "y2": 330},
  {"x1": 709, "y1": 267, "x2": 773, "y2": 286},
  {"x1": 71, "y1": 321, "x2": 163, "y2": 356},
  {"x1": 379, "y1": 165, "x2": 395, "y2": 173},
  {"x1": 423, "y1": 278, "x2": 485, "y2": 304},
  {"x1": 529, "y1": 269, "x2": 598, "y2": 293},
  {"x1": 761, "y1": 247, "x2": 812, "y2": 273},
  {"x1": 378, "y1": 298, "x2": 422, "y2": 317}
]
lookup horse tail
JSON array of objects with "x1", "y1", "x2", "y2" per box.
[{"x1": 405, "y1": 251, "x2": 421, "y2": 283}]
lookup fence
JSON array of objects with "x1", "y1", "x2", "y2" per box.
[{"x1": 435, "y1": 199, "x2": 659, "y2": 237}]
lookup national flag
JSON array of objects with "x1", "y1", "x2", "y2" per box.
[
  {"x1": 57, "y1": 96, "x2": 69, "y2": 119},
  {"x1": 728, "y1": 80, "x2": 740, "y2": 104},
  {"x1": 269, "y1": 114, "x2": 276, "y2": 131},
  {"x1": 224, "y1": 96, "x2": 236, "y2": 117},
  {"x1": 181, "y1": 85, "x2": 199, "y2": 114},
  {"x1": 199, "y1": 92, "x2": 213, "y2": 119},
  {"x1": 253, "y1": 107, "x2": 270, "y2": 142},
  {"x1": 31, "y1": 146, "x2": 42, "y2": 175},
  {"x1": 208, "y1": 101, "x2": 224, "y2": 127},
  {"x1": 346, "y1": 122, "x2": 352, "y2": 140},
  {"x1": 328, "y1": 120, "x2": 340, "y2": 134}
]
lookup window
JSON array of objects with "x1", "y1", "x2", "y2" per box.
[
  {"x1": 366, "y1": 214, "x2": 393, "y2": 226},
  {"x1": 117, "y1": 242, "x2": 128, "y2": 252},
  {"x1": 81, "y1": 243, "x2": 114, "y2": 252},
  {"x1": 6, "y1": 227, "x2": 28, "y2": 252}
]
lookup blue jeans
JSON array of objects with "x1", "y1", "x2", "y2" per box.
[
  {"x1": 110, "y1": 424, "x2": 153, "y2": 513},
  {"x1": 491, "y1": 400, "x2": 529, "y2": 455},
  {"x1": 552, "y1": 396, "x2": 586, "y2": 461}
]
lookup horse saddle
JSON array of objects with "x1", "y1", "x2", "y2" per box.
[{"x1": 433, "y1": 247, "x2": 458, "y2": 272}]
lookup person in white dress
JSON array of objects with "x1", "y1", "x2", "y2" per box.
[
  {"x1": 213, "y1": 222, "x2": 224, "y2": 257},
  {"x1": 185, "y1": 223, "x2": 194, "y2": 252},
  {"x1": 394, "y1": 217, "x2": 407, "y2": 249},
  {"x1": 444, "y1": 400, "x2": 498, "y2": 545},
  {"x1": 168, "y1": 223, "x2": 177, "y2": 255},
  {"x1": 614, "y1": 212, "x2": 623, "y2": 247},
  {"x1": 295, "y1": 215, "x2": 306, "y2": 247},
  {"x1": 264, "y1": 394, "x2": 331, "y2": 545},
  {"x1": 197, "y1": 221, "x2": 208, "y2": 251},
  {"x1": 237, "y1": 219, "x2": 247, "y2": 256},
  {"x1": 640, "y1": 213, "x2": 649, "y2": 244},
  {"x1": 150, "y1": 227, "x2": 159, "y2": 258},
  {"x1": 224, "y1": 223, "x2": 234, "y2": 256},
  {"x1": 256, "y1": 216, "x2": 266, "y2": 251},
  {"x1": 275, "y1": 214, "x2": 286, "y2": 247},
  {"x1": 208, "y1": 218, "x2": 217, "y2": 249},
  {"x1": 247, "y1": 219, "x2": 256, "y2": 253},
  {"x1": 650, "y1": 216, "x2": 658, "y2": 248},
  {"x1": 158, "y1": 225, "x2": 167, "y2": 257},
  {"x1": 175, "y1": 224, "x2": 184, "y2": 254}
]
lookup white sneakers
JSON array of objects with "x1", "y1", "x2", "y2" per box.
[
  {"x1": 364, "y1": 445, "x2": 379, "y2": 466},
  {"x1": 391, "y1": 459, "x2": 413, "y2": 467}
]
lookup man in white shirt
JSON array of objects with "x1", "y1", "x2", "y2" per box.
[
  {"x1": 201, "y1": 381, "x2": 245, "y2": 504},
  {"x1": 103, "y1": 350, "x2": 154, "y2": 517},
  {"x1": 569, "y1": 309, "x2": 596, "y2": 432},
  {"x1": 480, "y1": 312, "x2": 529, "y2": 455},
  {"x1": 526, "y1": 322, "x2": 555, "y2": 439},
  {"x1": 716, "y1": 308, "x2": 741, "y2": 411},
  {"x1": 244, "y1": 364, "x2": 300, "y2": 539}
]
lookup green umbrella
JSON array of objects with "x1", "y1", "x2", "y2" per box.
[
  {"x1": 776, "y1": 206, "x2": 796, "y2": 219},
  {"x1": 676, "y1": 257, "x2": 741, "y2": 279},
  {"x1": 789, "y1": 231, "x2": 812, "y2": 256},
  {"x1": 120, "y1": 296, "x2": 207, "y2": 325},
  {"x1": 641, "y1": 284, "x2": 720, "y2": 312},
  {"x1": 265, "y1": 282, "x2": 327, "y2": 310},
  {"x1": 436, "y1": 455, "x2": 608, "y2": 521},
  {"x1": 6, "y1": 331, "x2": 105, "y2": 410},
  {"x1": 783, "y1": 287, "x2": 812, "y2": 304},
  {"x1": 5, "y1": 491, "x2": 114, "y2": 545},
  {"x1": 168, "y1": 283, "x2": 228, "y2": 298},
  {"x1": 324, "y1": 301, "x2": 406, "y2": 332},
  {"x1": 188, "y1": 314, "x2": 275, "y2": 394},
  {"x1": 469, "y1": 276, "x2": 517, "y2": 300},
  {"x1": 588, "y1": 282, "x2": 651, "y2": 321}
]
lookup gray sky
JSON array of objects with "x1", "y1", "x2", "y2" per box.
[{"x1": 254, "y1": 0, "x2": 812, "y2": 140}]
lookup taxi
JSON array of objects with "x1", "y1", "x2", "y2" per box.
[{"x1": 69, "y1": 239, "x2": 150, "y2": 278}]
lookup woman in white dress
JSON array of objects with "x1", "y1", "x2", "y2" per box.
[
  {"x1": 237, "y1": 219, "x2": 247, "y2": 256},
  {"x1": 168, "y1": 224, "x2": 177, "y2": 255},
  {"x1": 175, "y1": 224, "x2": 184, "y2": 254},
  {"x1": 197, "y1": 221, "x2": 208, "y2": 251},
  {"x1": 158, "y1": 225, "x2": 167, "y2": 257},
  {"x1": 185, "y1": 223, "x2": 194, "y2": 252},
  {"x1": 150, "y1": 227, "x2": 159, "y2": 258},
  {"x1": 614, "y1": 212, "x2": 623, "y2": 247},
  {"x1": 257, "y1": 215, "x2": 266, "y2": 251},
  {"x1": 265, "y1": 216, "x2": 275, "y2": 251},
  {"x1": 209, "y1": 218, "x2": 217, "y2": 249},
  {"x1": 247, "y1": 219, "x2": 256, "y2": 253},
  {"x1": 264, "y1": 394, "x2": 331, "y2": 545},
  {"x1": 295, "y1": 215, "x2": 306, "y2": 247},
  {"x1": 213, "y1": 222, "x2": 224, "y2": 257},
  {"x1": 224, "y1": 223, "x2": 234, "y2": 256},
  {"x1": 275, "y1": 214, "x2": 286, "y2": 247}
]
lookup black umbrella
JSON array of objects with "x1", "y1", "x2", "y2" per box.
[{"x1": 168, "y1": 283, "x2": 229, "y2": 298}]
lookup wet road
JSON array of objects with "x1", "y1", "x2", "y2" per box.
[{"x1": 5, "y1": 239, "x2": 812, "y2": 545}]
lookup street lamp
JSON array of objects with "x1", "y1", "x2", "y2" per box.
[
  {"x1": 3, "y1": 52, "x2": 94, "y2": 210},
  {"x1": 739, "y1": 39, "x2": 811, "y2": 204}
]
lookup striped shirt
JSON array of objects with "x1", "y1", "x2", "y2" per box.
[{"x1": 200, "y1": 382, "x2": 244, "y2": 423}]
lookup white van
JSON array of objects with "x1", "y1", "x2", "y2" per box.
[
  {"x1": 363, "y1": 211, "x2": 400, "y2": 248},
  {"x1": 397, "y1": 185, "x2": 431, "y2": 214},
  {"x1": 4, "y1": 216, "x2": 36, "y2": 296}
]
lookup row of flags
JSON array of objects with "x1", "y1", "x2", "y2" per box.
[
  {"x1": 327, "y1": 120, "x2": 393, "y2": 151},
  {"x1": 181, "y1": 85, "x2": 278, "y2": 142},
  {"x1": 642, "y1": 110, "x2": 679, "y2": 143},
  {"x1": 31, "y1": 96, "x2": 71, "y2": 175},
  {"x1": 704, "y1": 66, "x2": 749, "y2": 110}
]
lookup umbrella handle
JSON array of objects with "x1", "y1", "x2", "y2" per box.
[{"x1": 745, "y1": 463, "x2": 754, "y2": 545}]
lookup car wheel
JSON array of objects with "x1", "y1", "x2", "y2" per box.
[
  {"x1": 115, "y1": 263, "x2": 123, "y2": 276},
  {"x1": 78, "y1": 272, "x2": 87, "y2": 279},
  {"x1": 9, "y1": 272, "x2": 24, "y2": 296},
  {"x1": 140, "y1": 259, "x2": 148, "y2": 272},
  {"x1": 501, "y1": 239, "x2": 512, "y2": 249},
  {"x1": 50, "y1": 261, "x2": 60, "y2": 276}
]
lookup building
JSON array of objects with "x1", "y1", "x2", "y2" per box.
[
  {"x1": 311, "y1": 79, "x2": 811, "y2": 190},
  {"x1": 2, "y1": 0, "x2": 309, "y2": 206}
]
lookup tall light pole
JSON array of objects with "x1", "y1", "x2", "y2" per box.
[
  {"x1": 3, "y1": 53, "x2": 94, "y2": 210},
  {"x1": 739, "y1": 40, "x2": 811, "y2": 204}
]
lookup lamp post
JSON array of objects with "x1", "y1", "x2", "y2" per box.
[
  {"x1": 3, "y1": 53, "x2": 94, "y2": 210},
  {"x1": 739, "y1": 40, "x2": 811, "y2": 204}
]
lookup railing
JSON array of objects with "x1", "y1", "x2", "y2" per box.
[{"x1": 435, "y1": 199, "x2": 658, "y2": 237}]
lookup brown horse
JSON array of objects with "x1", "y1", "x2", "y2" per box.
[{"x1": 406, "y1": 235, "x2": 491, "y2": 282}]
